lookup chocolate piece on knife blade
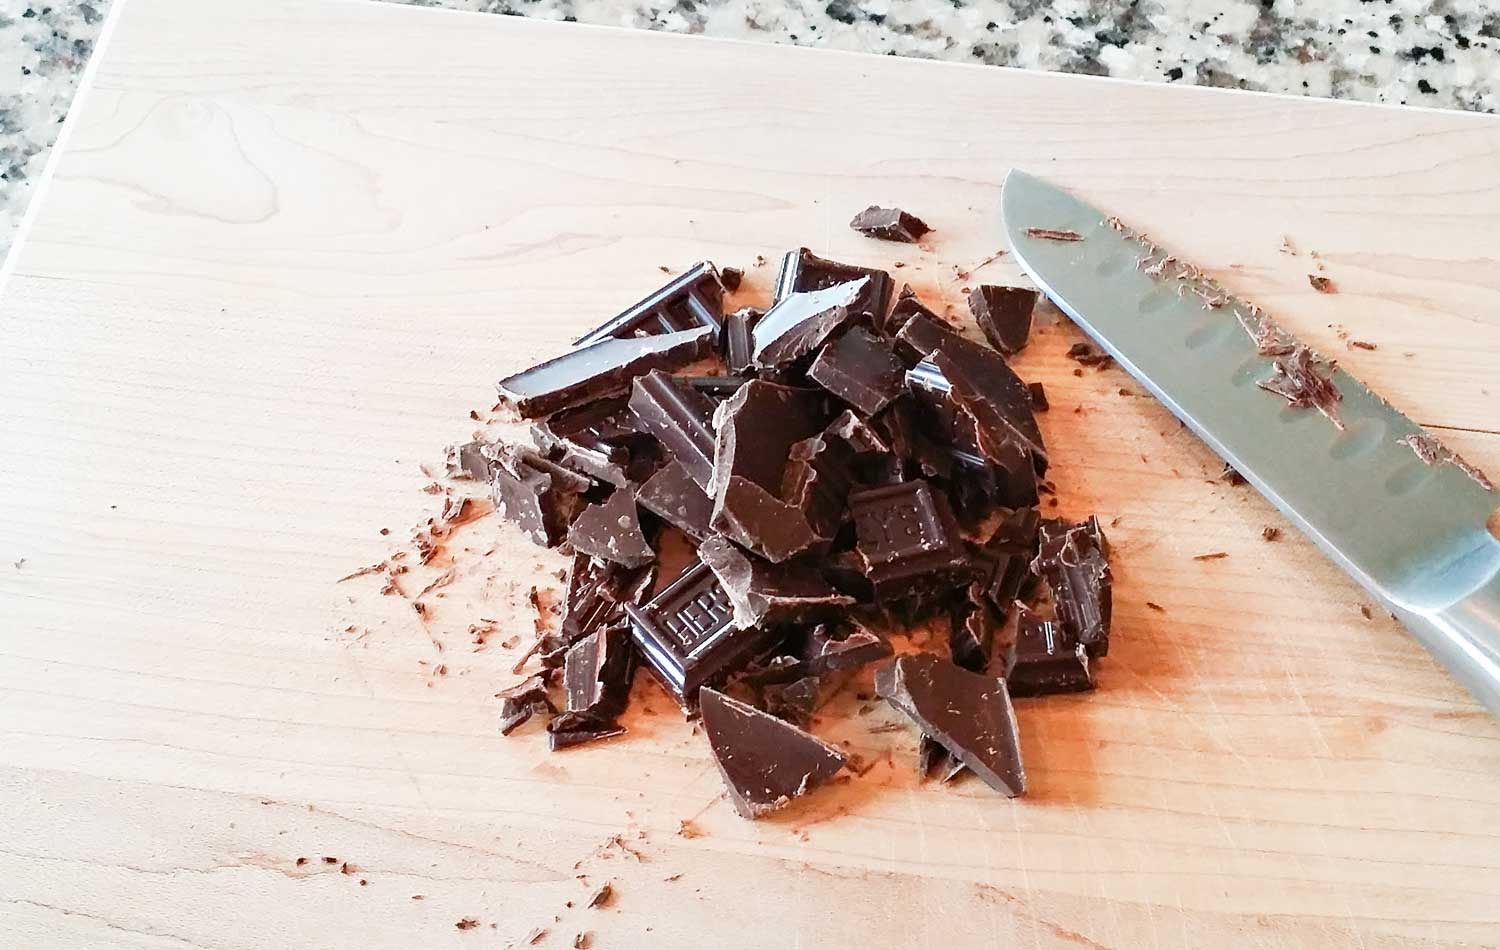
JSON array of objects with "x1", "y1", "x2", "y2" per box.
[
  {"x1": 1398, "y1": 431, "x2": 1495, "y2": 492},
  {"x1": 883, "y1": 283, "x2": 942, "y2": 338},
  {"x1": 497, "y1": 326, "x2": 717, "y2": 419},
  {"x1": 1256, "y1": 346, "x2": 1344, "y2": 427},
  {"x1": 699, "y1": 687, "x2": 846, "y2": 820},
  {"x1": 1006, "y1": 603, "x2": 1094, "y2": 697},
  {"x1": 849, "y1": 480, "x2": 970, "y2": 600},
  {"x1": 773, "y1": 247, "x2": 893, "y2": 325},
  {"x1": 1030, "y1": 516, "x2": 1112, "y2": 657},
  {"x1": 498, "y1": 672, "x2": 556, "y2": 736},
  {"x1": 625, "y1": 560, "x2": 784, "y2": 708},
  {"x1": 968, "y1": 285, "x2": 1037, "y2": 355},
  {"x1": 490, "y1": 443, "x2": 592, "y2": 547},
  {"x1": 723, "y1": 307, "x2": 762, "y2": 376},
  {"x1": 709, "y1": 380, "x2": 836, "y2": 563},
  {"x1": 573, "y1": 261, "x2": 727, "y2": 346},
  {"x1": 628, "y1": 370, "x2": 717, "y2": 489},
  {"x1": 752, "y1": 278, "x2": 869, "y2": 372},
  {"x1": 566, "y1": 490, "x2": 655, "y2": 568},
  {"x1": 635, "y1": 460, "x2": 714, "y2": 541},
  {"x1": 698, "y1": 536, "x2": 855, "y2": 630},
  {"x1": 949, "y1": 584, "x2": 1000, "y2": 673},
  {"x1": 848, "y1": 206, "x2": 931, "y2": 243},
  {"x1": 806, "y1": 325, "x2": 906, "y2": 416},
  {"x1": 875, "y1": 653, "x2": 1025, "y2": 797}
]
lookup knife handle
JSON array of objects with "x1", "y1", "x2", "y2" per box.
[{"x1": 1398, "y1": 556, "x2": 1500, "y2": 717}]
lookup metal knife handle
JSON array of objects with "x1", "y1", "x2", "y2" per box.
[{"x1": 1398, "y1": 552, "x2": 1500, "y2": 716}]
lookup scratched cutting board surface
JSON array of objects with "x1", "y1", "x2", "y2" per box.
[{"x1": 2, "y1": 0, "x2": 1499, "y2": 946}]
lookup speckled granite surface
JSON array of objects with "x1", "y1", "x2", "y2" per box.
[{"x1": 2, "y1": 0, "x2": 1497, "y2": 262}]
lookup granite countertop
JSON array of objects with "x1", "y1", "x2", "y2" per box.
[{"x1": 2, "y1": 1, "x2": 1496, "y2": 263}]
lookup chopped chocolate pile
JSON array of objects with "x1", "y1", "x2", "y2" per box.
[
  {"x1": 464, "y1": 251, "x2": 1121, "y2": 817},
  {"x1": 848, "y1": 206, "x2": 932, "y2": 243}
]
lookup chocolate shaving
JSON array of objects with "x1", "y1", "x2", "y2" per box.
[
  {"x1": 1024, "y1": 227, "x2": 1084, "y2": 242},
  {"x1": 1308, "y1": 275, "x2": 1336, "y2": 294},
  {"x1": 1256, "y1": 346, "x2": 1343, "y2": 428},
  {"x1": 1398, "y1": 432, "x2": 1495, "y2": 492}
]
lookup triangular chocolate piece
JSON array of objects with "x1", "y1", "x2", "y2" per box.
[
  {"x1": 566, "y1": 490, "x2": 655, "y2": 568},
  {"x1": 875, "y1": 653, "x2": 1025, "y2": 797},
  {"x1": 699, "y1": 687, "x2": 847, "y2": 819}
]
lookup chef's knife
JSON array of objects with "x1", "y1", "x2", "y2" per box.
[{"x1": 1001, "y1": 170, "x2": 1500, "y2": 716}]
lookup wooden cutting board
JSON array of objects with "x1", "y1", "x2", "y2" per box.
[{"x1": 2, "y1": 0, "x2": 1498, "y2": 946}]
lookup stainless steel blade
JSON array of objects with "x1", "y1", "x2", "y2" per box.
[{"x1": 1001, "y1": 169, "x2": 1500, "y2": 714}]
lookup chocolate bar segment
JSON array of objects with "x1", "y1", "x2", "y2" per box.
[
  {"x1": 773, "y1": 247, "x2": 894, "y2": 326},
  {"x1": 628, "y1": 370, "x2": 717, "y2": 489},
  {"x1": 698, "y1": 536, "x2": 854, "y2": 630},
  {"x1": 635, "y1": 460, "x2": 714, "y2": 541},
  {"x1": 699, "y1": 687, "x2": 847, "y2": 819},
  {"x1": 806, "y1": 325, "x2": 906, "y2": 416},
  {"x1": 1006, "y1": 604, "x2": 1094, "y2": 697},
  {"x1": 849, "y1": 480, "x2": 970, "y2": 600},
  {"x1": 573, "y1": 261, "x2": 727, "y2": 346},
  {"x1": 567, "y1": 490, "x2": 655, "y2": 568},
  {"x1": 624, "y1": 560, "x2": 784, "y2": 708},
  {"x1": 752, "y1": 278, "x2": 869, "y2": 372},
  {"x1": 490, "y1": 443, "x2": 592, "y2": 547},
  {"x1": 875, "y1": 653, "x2": 1025, "y2": 797},
  {"x1": 968, "y1": 286, "x2": 1037, "y2": 355},
  {"x1": 848, "y1": 206, "x2": 931, "y2": 243},
  {"x1": 1030, "y1": 516, "x2": 1112, "y2": 657},
  {"x1": 497, "y1": 325, "x2": 716, "y2": 419}
]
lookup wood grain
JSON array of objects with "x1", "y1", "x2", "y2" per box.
[{"x1": 2, "y1": 0, "x2": 1498, "y2": 947}]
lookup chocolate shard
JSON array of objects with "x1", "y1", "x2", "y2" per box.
[
  {"x1": 849, "y1": 480, "x2": 971, "y2": 600},
  {"x1": 949, "y1": 584, "x2": 1000, "y2": 672},
  {"x1": 531, "y1": 396, "x2": 652, "y2": 488},
  {"x1": 567, "y1": 490, "x2": 655, "y2": 568},
  {"x1": 883, "y1": 283, "x2": 942, "y2": 338},
  {"x1": 554, "y1": 553, "x2": 653, "y2": 661},
  {"x1": 498, "y1": 673, "x2": 556, "y2": 736},
  {"x1": 1030, "y1": 516, "x2": 1112, "y2": 657},
  {"x1": 453, "y1": 440, "x2": 496, "y2": 480},
  {"x1": 698, "y1": 536, "x2": 855, "y2": 630},
  {"x1": 825, "y1": 409, "x2": 890, "y2": 456},
  {"x1": 760, "y1": 676, "x2": 823, "y2": 729},
  {"x1": 1256, "y1": 345, "x2": 1343, "y2": 427},
  {"x1": 490, "y1": 443, "x2": 592, "y2": 547},
  {"x1": 773, "y1": 247, "x2": 893, "y2": 326},
  {"x1": 723, "y1": 307, "x2": 763, "y2": 376},
  {"x1": 1006, "y1": 603, "x2": 1094, "y2": 697},
  {"x1": 968, "y1": 286, "x2": 1038, "y2": 355},
  {"x1": 848, "y1": 206, "x2": 931, "y2": 243},
  {"x1": 1027, "y1": 381, "x2": 1049, "y2": 412},
  {"x1": 709, "y1": 380, "x2": 836, "y2": 563},
  {"x1": 875, "y1": 653, "x2": 1025, "y2": 797},
  {"x1": 752, "y1": 278, "x2": 869, "y2": 372},
  {"x1": 975, "y1": 507, "x2": 1041, "y2": 612},
  {"x1": 497, "y1": 325, "x2": 716, "y2": 419},
  {"x1": 628, "y1": 370, "x2": 717, "y2": 489},
  {"x1": 917, "y1": 736, "x2": 967, "y2": 784},
  {"x1": 798, "y1": 620, "x2": 892, "y2": 675},
  {"x1": 806, "y1": 326, "x2": 906, "y2": 416},
  {"x1": 824, "y1": 548, "x2": 876, "y2": 601},
  {"x1": 547, "y1": 719, "x2": 627, "y2": 750},
  {"x1": 699, "y1": 687, "x2": 847, "y2": 820},
  {"x1": 558, "y1": 624, "x2": 636, "y2": 722},
  {"x1": 924, "y1": 348, "x2": 1046, "y2": 472},
  {"x1": 625, "y1": 560, "x2": 784, "y2": 709},
  {"x1": 573, "y1": 261, "x2": 726, "y2": 346},
  {"x1": 635, "y1": 460, "x2": 714, "y2": 541}
]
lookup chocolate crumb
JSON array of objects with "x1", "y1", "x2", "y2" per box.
[
  {"x1": 1359, "y1": 604, "x2": 1373, "y2": 620},
  {"x1": 1220, "y1": 463, "x2": 1247, "y2": 486},
  {"x1": 525, "y1": 928, "x2": 548, "y2": 945},
  {"x1": 1308, "y1": 275, "x2": 1336, "y2": 294},
  {"x1": 322, "y1": 857, "x2": 338, "y2": 865},
  {"x1": 1348, "y1": 340, "x2": 1376, "y2": 351},
  {"x1": 295, "y1": 857, "x2": 308, "y2": 866},
  {"x1": 1066, "y1": 342, "x2": 1112, "y2": 368},
  {"x1": 664, "y1": 873, "x2": 683, "y2": 882},
  {"x1": 1025, "y1": 227, "x2": 1084, "y2": 242},
  {"x1": 588, "y1": 883, "x2": 613, "y2": 908},
  {"x1": 455, "y1": 918, "x2": 480, "y2": 931},
  {"x1": 469, "y1": 410, "x2": 481, "y2": 421},
  {"x1": 359, "y1": 879, "x2": 368, "y2": 886},
  {"x1": 1145, "y1": 602, "x2": 1165, "y2": 612},
  {"x1": 574, "y1": 934, "x2": 591, "y2": 950},
  {"x1": 379, "y1": 528, "x2": 390, "y2": 536},
  {"x1": 411, "y1": 895, "x2": 424, "y2": 900},
  {"x1": 1193, "y1": 552, "x2": 1230, "y2": 561},
  {"x1": 1261, "y1": 526, "x2": 1281, "y2": 542},
  {"x1": 677, "y1": 820, "x2": 703, "y2": 839}
]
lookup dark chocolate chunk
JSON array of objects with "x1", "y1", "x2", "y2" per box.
[
  {"x1": 1027, "y1": 381, "x2": 1049, "y2": 412},
  {"x1": 698, "y1": 536, "x2": 855, "y2": 630},
  {"x1": 773, "y1": 247, "x2": 893, "y2": 326},
  {"x1": 709, "y1": 380, "x2": 836, "y2": 562},
  {"x1": 1256, "y1": 346, "x2": 1343, "y2": 426},
  {"x1": 497, "y1": 326, "x2": 716, "y2": 419},
  {"x1": 453, "y1": 440, "x2": 495, "y2": 480},
  {"x1": 719, "y1": 266, "x2": 744, "y2": 292},
  {"x1": 1006, "y1": 604, "x2": 1094, "y2": 697},
  {"x1": 825, "y1": 409, "x2": 890, "y2": 457},
  {"x1": 799, "y1": 620, "x2": 892, "y2": 674},
  {"x1": 498, "y1": 672, "x2": 556, "y2": 736},
  {"x1": 723, "y1": 307, "x2": 763, "y2": 376},
  {"x1": 1065, "y1": 342, "x2": 1112, "y2": 368},
  {"x1": 824, "y1": 548, "x2": 876, "y2": 601},
  {"x1": 968, "y1": 286, "x2": 1037, "y2": 355},
  {"x1": 848, "y1": 206, "x2": 931, "y2": 243},
  {"x1": 628, "y1": 370, "x2": 717, "y2": 489},
  {"x1": 574, "y1": 261, "x2": 726, "y2": 346},
  {"x1": 849, "y1": 480, "x2": 970, "y2": 600},
  {"x1": 875, "y1": 653, "x2": 1025, "y2": 797},
  {"x1": 567, "y1": 490, "x2": 655, "y2": 568},
  {"x1": 699, "y1": 687, "x2": 847, "y2": 819},
  {"x1": 752, "y1": 278, "x2": 869, "y2": 372},
  {"x1": 949, "y1": 584, "x2": 1000, "y2": 672},
  {"x1": 806, "y1": 325, "x2": 906, "y2": 416},
  {"x1": 635, "y1": 460, "x2": 714, "y2": 541},
  {"x1": 905, "y1": 358, "x2": 1040, "y2": 508},
  {"x1": 552, "y1": 554, "x2": 652, "y2": 663},
  {"x1": 625, "y1": 560, "x2": 784, "y2": 708},
  {"x1": 1030, "y1": 516, "x2": 1112, "y2": 657},
  {"x1": 490, "y1": 443, "x2": 592, "y2": 547},
  {"x1": 883, "y1": 283, "x2": 941, "y2": 338},
  {"x1": 760, "y1": 676, "x2": 823, "y2": 729},
  {"x1": 558, "y1": 624, "x2": 636, "y2": 721}
]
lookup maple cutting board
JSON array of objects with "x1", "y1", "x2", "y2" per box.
[{"x1": 3, "y1": 0, "x2": 1499, "y2": 946}]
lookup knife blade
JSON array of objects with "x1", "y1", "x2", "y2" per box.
[{"x1": 1001, "y1": 169, "x2": 1500, "y2": 716}]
